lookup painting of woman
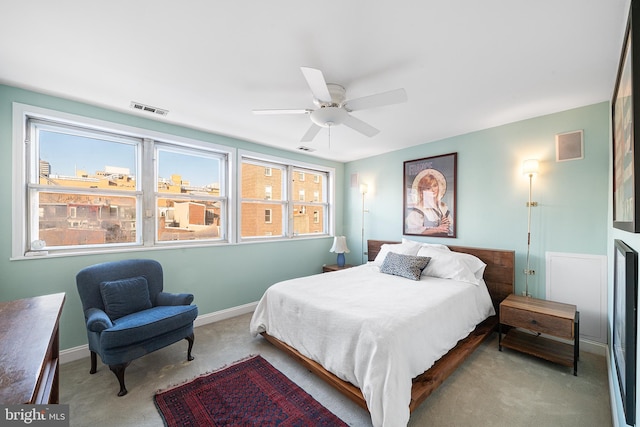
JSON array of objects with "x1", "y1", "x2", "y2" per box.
[{"x1": 404, "y1": 153, "x2": 456, "y2": 237}]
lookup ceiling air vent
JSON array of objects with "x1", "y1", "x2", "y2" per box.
[
  {"x1": 296, "y1": 146, "x2": 316, "y2": 152},
  {"x1": 130, "y1": 101, "x2": 169, "y2": 116}
]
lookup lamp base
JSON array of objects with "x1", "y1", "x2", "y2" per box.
[{"x1": 337, "y1": 253, "x2": 345, "y2": 267}]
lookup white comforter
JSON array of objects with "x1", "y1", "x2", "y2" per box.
[{"x1": 249, "y1": 264, "x2": 495, "y2": 427}]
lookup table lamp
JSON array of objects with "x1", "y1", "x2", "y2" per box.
[{"x1": 330, "y1": 236, "x2": 350, "y2": 267}]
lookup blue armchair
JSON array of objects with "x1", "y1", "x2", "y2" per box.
[{"x1": 76, "y1": 259, "x2": 198, "y2": 396}]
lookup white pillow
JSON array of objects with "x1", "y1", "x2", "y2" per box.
[
  {"x1": 402, "y1": 238, "x2": 450, "y2": 252},
  {"x1": 452, "y1": 252, "x2": 487, "y2": 280},
  {"x1": 372, "y1": 241, "x2": 422, "y2": 266},
  {"x1": 416, "y1": 246, "x2": 480, "y2": 285}
]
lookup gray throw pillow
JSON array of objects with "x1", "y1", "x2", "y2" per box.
[{"x1": 380, "y1": 252, "x2": 431, "y2": 281}]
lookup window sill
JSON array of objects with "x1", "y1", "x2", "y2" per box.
[{"x1": 11, "y1": 234, "x2": 332, "y2": 260}]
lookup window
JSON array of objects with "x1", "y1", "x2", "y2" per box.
[
  {"x1": 155, "y1": 145, "x2": 226, "y2": 243},
  {"x1": 26, "y1": 120, "x2": 141, "y2": 250},
  {"x1": 264, "y1": 209, "x2": 272, "y2": 224},
  {"x1": 13, "y1": 104, "x2": 231, "y2": 257},
  {"x1": 240, "y1": 153, "x2": 333, "y2": 240},
  {"x1": 240, "y1": 160, "x2": 285, "y2": 238}
]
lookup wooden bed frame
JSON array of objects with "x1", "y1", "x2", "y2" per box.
[{"x1": 261, "y1": 239, "x2": 514, "y2": 414}]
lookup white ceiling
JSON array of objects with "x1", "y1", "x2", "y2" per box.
[{"x1": 0, "y1": 1, "x2": 630, "y2": 162}]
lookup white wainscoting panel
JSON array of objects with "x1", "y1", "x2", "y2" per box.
[{"x1": 545, "y1": 252, "x2": 607, "y2": 344}]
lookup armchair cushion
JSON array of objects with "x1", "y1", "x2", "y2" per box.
[
  {"x1": 100, "y1": 276, "x2": 152, "y2": 320},
  {"x1": 86, "y1": 307, "x2": 113, "y2": 332},
  {"x1": 100, "y1": 305, "x2": 198, "y2": 349},
  {"x1": 156, "y1": 292, "x2": 194, "y2": 306}
]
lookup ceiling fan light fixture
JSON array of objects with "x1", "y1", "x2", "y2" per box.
[
  {"x1": 254, "y1": 67, "x2": 406, "y2": 142},
  {"x1": 310, "y1": 106, "x2": 349, "y2": 127}
]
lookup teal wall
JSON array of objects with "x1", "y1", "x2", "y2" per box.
[
  {"x1": 0, "y1": 84, "x2": 344, "y2": 350},
  {"x1": 344, "y1": 101, "x2": 638, "y2": 426},
  {"x1": 1, "y1": 84, "x2": 625, "y2": 425},
  {"x1": 343, "y1": 102, "x2": 610, "y2": 297}
]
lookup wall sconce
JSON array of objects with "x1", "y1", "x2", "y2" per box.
[
  {"x1": 360, "y1": 183, "x2": 368, "y2": 264},
  {"x1": 522, "y1": 159, "x2": 539, "y2": 297},
  {"x1": 330, "y1": 236, "x2": 350, "y2": 267}
]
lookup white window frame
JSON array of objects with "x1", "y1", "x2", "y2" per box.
[
  {"x1": 265, "y1": 209, "x2": 272, "y2": 224},
  {"x1": 238, "y1": 150, "x2": 334, "y2": 242},
  {"x1": 12, "y1": 103, "x2": 234, "y2": 259},
  {"x1": 153, "y1": 141, "x2": 229, "y2": 246}
]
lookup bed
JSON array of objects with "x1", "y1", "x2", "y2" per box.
[{"x1": 250, "y1": 239, "x2": 514, "y2": 426}]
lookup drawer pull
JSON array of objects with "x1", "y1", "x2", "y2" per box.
[{"x1": 530, "y1": 320, "x2": 537, "y2": 325}]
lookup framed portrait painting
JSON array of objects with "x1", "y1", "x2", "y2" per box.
[
  {"x1": 403, "y1": 152, "x2": 457, "y2": 237},
  {"x1": 613, "y1": 0, "x2": 640, "y2": 232}
]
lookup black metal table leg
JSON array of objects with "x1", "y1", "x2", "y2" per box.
[{"x1": 574, "y1": 311, "x2": 580, "y2": 376}]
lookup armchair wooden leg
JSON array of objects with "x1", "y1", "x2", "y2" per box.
[
  {"x1": 109, "y1": 363, "x2": 130, "y2": 397},
  {"x1": 186, "y1": 333, "x2": 195, "y2": 361},
  {"x1": 90, "y1": 351, "x2": 97, "y2": 374}
]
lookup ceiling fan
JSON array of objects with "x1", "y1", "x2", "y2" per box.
[{"x1": 253, "y1": 67, "x2": 407, "y2": 142}]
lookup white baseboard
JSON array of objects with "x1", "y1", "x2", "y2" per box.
[
  {"x1": 579, "y1": 337, "x2": 606, "y2": 356},
  {"x1": 60, "y1": 301, "x2": 258, "y2": 365},
  {"x1": 193, "y1": 301, "x2": 258, "y2": 328},
  {"x1": 606, "y1": 349, "x2": 620, "y2": 427}
]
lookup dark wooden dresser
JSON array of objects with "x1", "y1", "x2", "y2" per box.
[{"x1": 0, "y1": 293, "x2": 65, "y2": 403}]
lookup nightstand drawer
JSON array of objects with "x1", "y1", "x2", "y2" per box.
[{"x1": 501, "y1": 305, "x2": 574, "y2": 339}]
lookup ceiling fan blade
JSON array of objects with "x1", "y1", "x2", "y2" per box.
[
  {"x1": 301, "y1": 67, "x2": 332, "y2": 103},
  {"x1": 342, "y1": 114, "x2": 379, "y2": 137},
  {"x1": 253, "y1": 109, "x2": 312, "y2": 115},
  {"x1": 301, "y1": 123, "x2": 322, "y2": 142},
  {"x1": 344, "y1": 88, "x2": 407, "y2": 112}
]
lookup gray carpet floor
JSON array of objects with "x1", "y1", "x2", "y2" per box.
[{"x1": 60, "y1": 312, "x2": 612, "y2": 426}]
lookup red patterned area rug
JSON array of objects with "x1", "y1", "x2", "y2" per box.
[{"x1": 154, "y1": 355, "x2": 348, "y2": 426}]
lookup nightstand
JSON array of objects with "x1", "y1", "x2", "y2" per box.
[
  {"x1": 322, "y1": 264, "x2": 353, "y2": 273},
  {"x1": 499, "y1": 294, "x2": 579, "y2": 375}
]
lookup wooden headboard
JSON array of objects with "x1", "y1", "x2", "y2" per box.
[{"x1": 367, "y1": 240, "x2": 515, "y2": 311}]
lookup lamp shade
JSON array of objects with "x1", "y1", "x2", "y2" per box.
[
  {"x1": 329, "y1": 236, "x2": 350, "y2": 254},
  {"x1": 522, "y1": 159, "x2": 539, "y2": 176}
]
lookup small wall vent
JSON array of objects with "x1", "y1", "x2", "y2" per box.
[
  {"x1": 555, "y1": 130, "x2": 583, "y2": 162},
  {"x1": 130, "y1": 101, "x2": 169, "y2": 116},
  {"x1": 297, "y1": 146, "x2": 316, "y2": 152}
]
